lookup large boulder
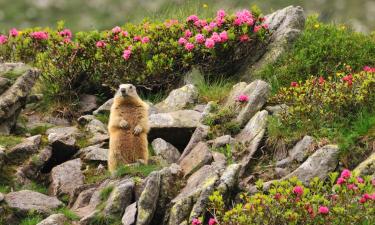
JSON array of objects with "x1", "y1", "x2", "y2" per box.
[
  {"x1": 179, "y1": 125, "x2": 209, "y2": 161},
  {"x1": 103, "y1": 178, "x2": 134, "y2": 217},
  {"x1": 235, "y1": 110, "x2": 268, "y2": 177},
  {"x1": 238, "y1": 6, "x2": 306, "y2": 79},
  {"x1": 354, "y1": 152, "x2": 375, "y2": 177},
  {"x1": 122, "y1": 202, "x2": 137, "y2": 225},
  {"x1": 36, "y1": 214, "x2": 67, "y2": 225},
  {"x1": 5, "y1": 190, "x2": 63, "y2": 215},
  {"x1": 6, "y1": 135, "x2": 41, "y2": 163},
  {"x1": 78, "y1": 143, "x2": 108, "y2": 162},
  {"x1": 93, "y1": 98, "x2": 113, "y2": 115},
  {"x1": 0, "y1": 63, "x2": 40, "y2": 134},
  {"x1": 155, "y1": 84, "x2": 198, "y2": 113},
  {"x1": 49, "y1": 158, "x2": 84, "y2": 198},
  {"x1": 179, "y1": 142, "x2": 213, "y2": 177},
  {"x1": 149, "y1": 110, "x2": 202, "y2": 150},
  {"x1": 151, "y1": 138, "x2": 181, "y2": 164},
  {"x1": 79, "y1": 94, "x2": 98, "y2": 114},
  {"x1": 276, "y1": 135, "x2": 314, "y2": 168}
]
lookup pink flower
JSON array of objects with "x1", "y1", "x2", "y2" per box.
[
  {"x1": 203, "y1": 25, "x2": 213, "y2": 32},
  {"x1": 191, "y1": 218, "x2": 202, "y2": 225},
  {"x1": 318, "y1": 206, "x2": 329, "y2": 215},
  {"x1": 209, "y1": 22, "x2": 217, "y2": 29},
  {"x1": 291, "y1": 81, "x2": 298, "y2": 87},
  {"x1": 254, "y1": 25, "x2": 262, "y2": 33},
  {"x1": 164, "y1": 19, "x2": 179, "y2": 28},
  {"x1": 0, "y1": 35, "x2": 8, "y2": 44},
  {"x1": 122, "y1": 48, "x2": 132, "y2": 60},
  {"x1": 363, "y1": 66, "x2": 375, "y2": 72},
  {"x1": 340, "y1": 169, "x2": 351, "y2": 179},
  {"x1": 236, "y1": 94, "x2": 249, "y2": 103},
  {"x1": 205, "y1": 38, "x2": 215, "y2": 49},
  {"x1": 262, "y1": 24, "x2": 269, "y2": 29},
  {"x1": 113, "y1": 35, "x2": 119, "y2": 41},
  {"x1": 372, "y1": 179, "x2": 375, "y2": 186},
  {"x1": 133, "y1": 36, "x2": 142, "y2": 41},
  {"x1": 219, "y1": 31, "x2": 228, "y2": 42},
  {"x1": 239, "y1": 34, "x2": 249, "y2": 42},
  {"x1": 30, "y1": 31, "x2": 48, "y2": 40},
  {"x1": 122, "y1": 31, "x2": 129, "y2": 37},
  {"x1": 59, "y1": 29, "x2": 72, "y2": 39},
  {"x1": 112, "y1": 26, "x2": 122, "y2": 34},
  {"x1": 217, "y1": 9, "x2": 226, "y2": 18},
  {"x1": 234, "y1": 9, "x2": 254, "y2": 26},
  {"x1": 336, "y1": 177, "x2": 345, "y2": 185},
  {"x1": 359, "y1": 197, "x2": 367, "y2": 204},
  {"x1": 141, "y1": 36, "x2": 150, "y2": 44},
  {"x1": 211, "y1": 32, "x2": 221, "y2": 43},
  {"x1": 195, "y1": 34, "x2": 205, "y2": 44},
  {"x1": 178, "y1": 37, "x2": 187, "y2": 46},
  {"x1": 363, "y1": 193, "x2": 371, "y2": 200},
  {"x1": 187, "y1": 15, "x2": 199, "y2": 22},
  {"x1": 63, "y1": 38, "x2": 71, "y2": 44},
  {"x1": 357, "y1": 177, "x2": 364, "y2": 183},
  {"x1": 9, "y1": 28, "x2": 19, "y2": 37},
  {"x1": 293, "y1": 186, "x2": 304, "y2": 197},
  {"x1": 184, "y1": 30, "x2": 192, "y2": 38},
  {"x1": 208, "y1": 218, "x2": 217, "y2": 225},
  {"x1": 96, "y1": 40, "x2": 106, "y2": 48},
  {"x1": 199, "y1": 20, "x2": 208, "y2": 27},
  {"x1": 274, "y1": 193, "x2": 282, "y2": 200},
  {"x1": 318, "y1": 76, "x2": 325, "y2": 85},
  {"x1": 347, "y1": 184, "x2": 357, "y2": 190},
  {"x1": 216, "y1": 17, "x2": 225, "y2": 27},
  {"x1": 185, "y1": 42, "x2": 194, "y2": 51}
]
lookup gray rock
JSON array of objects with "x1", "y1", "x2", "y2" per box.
[
  {"x1": 137, "y1": 171, "x2": 161, "y2": 225},
  {"x1": 0, "y1": 146, "x2": 5, "y2": 168},
  {"x1": 216, "y1": 163, "x2": 242, "y2": 195},
  {"x1": 155, "y1": 84, "x2": 198, "y2": 112},
  {"x1": 6, "y1": 135, "x2": 41, "y2": 162},
  {"x1": 209, "y1": 135, "x2": 235, "y2": 149},
  {"x1": 168, "y1": 165, "x2": 222, "y2": 225},
  {"x1": 79, "y1": 94, "x2": 98, "y2": 114},
  {"x1": 200, "y1": 101, "x2": 215, "y2": 123},
  {"x1": 78, "y1": 143, "x2": 108, "y2": 161},
  {"x1": 0, "y1": 63, "x2": 40, "y2": 134},
  {"x1": 5, "y1": 190, "x2": 63, "y2": 215},
  {"x1": 179, "y1": 125, "x2": 209, "y2": 161},
  {"x1": 122, "y1": 202, "x2": 137, "y2": 225},
  {"x1": 265, "y1": 104, "x2": 288, "y2": 116},
  {"x1": 0, "y1": 77, "x2": 10, "y2": 95},
  {"x1": 151, "y1": 138, "x2": 181, "y2": 164},
  {"x1": 50, "y1": 158, "x2": 84, "y2": 198},
  {"x1": 193, "y1": 104, "x2": 207, "y2": 113},
  {"x1": 36, "y1": 214, "x2": 67, "y2": 225},
  {"x1": 0, "y1": 192, "x2": 4, "y2": 202},
  {"x1": 47, "y1": 126, "x2": 79, "y2": 150},
  {"x1": 275, "y1": 167, "x2": 290, "y2": 178},
  {"x1": 289, "y1": 136, "x2": 314, "y2": 162},
  {"x1": 179, "y1": 142, "x2": 213, "y2": 177},
  {"x1": 224, "y1": 82, "x2": 248, "y2": 108},
  {"x1": 354, "y1": 152, "x2": 375, "y2": 177},
  {"x1": 71, "y1": 187, "x2": 97, "y2": 211},
  {"x1": 149, "y1": 110, "x2": 202, "y2": 150},
  {"x1": 93, "y1": 98, "x2": 113, "y2": 115},
  {"x1": 17, "y1": 147, "x2": 52, "y2": 182},
  {"x1": 235, "y1": 110, "x2": 268, "y2": 176},
  {"x1": 104, "y1": 178, "x2": 134, "y2": 217}
]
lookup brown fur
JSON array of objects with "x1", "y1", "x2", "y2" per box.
[{"x1": 108, "y1": 84, "x2": 150, "y2": 173}]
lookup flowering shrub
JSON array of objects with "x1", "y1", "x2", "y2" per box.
[
  {"x1": 207, "y1": 170, "x2": 375, "y2": 225},
  {"x1": 0, "y1": 7, "x2": 269, "y2": 102}
]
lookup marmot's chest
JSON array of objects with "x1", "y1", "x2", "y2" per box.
[{"x1": 116, "y1": 105, "x2": 143, "y2": 126}]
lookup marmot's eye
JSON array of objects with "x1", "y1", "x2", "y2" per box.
[{"x1": 129, "y1": 86, "x2": 133, "y2": 89}]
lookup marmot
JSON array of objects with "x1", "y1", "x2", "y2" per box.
[{"x1": 108, "y1": 84, "x2": 150, "y2": 173}]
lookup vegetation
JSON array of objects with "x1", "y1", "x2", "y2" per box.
[
  {"x1": 207, "y1": 170, "x2": 375, "y2": 225},
  {"x1": 0, "y1": 135, "x2": 23, "y2": 148},
  {"x1": 56, "y1": 207, "x2": 80, "y2": 221},
  {"x1": 99, "y1": 185, "x2": 114, "y2": 201},
  {"x1": 114, "y1": 164, "x2": 161, "y2": 178},
  {"x1": 18, "y1": 212, "x2": 43, "y2": 225}
]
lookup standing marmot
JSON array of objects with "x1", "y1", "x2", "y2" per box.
[{"x1": 108, "y1": 84, "x2": 150, "y2": 173}]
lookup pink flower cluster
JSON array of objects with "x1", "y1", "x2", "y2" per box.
[
  {"x1": 363, "y1": 66, "x2": 375, "y2": 73},
  {"x1": 234, "y1": 9, "x2": 254, "y2": 26},
  {"x1": 96, "y1": 40, "x2": 106, "y2": 48},
  {"x1": 133, "y1": 36, "x2": 150, "y2": 44},
  {"x1": 236, "y1": 94, "x2": 249, "y2": 103},
  {"x1": 191, "y1": 218, "x2": 216, "y2": 225},
  {"x1": 30, "y1": 31, "x2": 49, "y2": 40},
  {"x1": 0, "y1": 35, "x2": 8, "y2": 44},
  {"x1": 293, "y1": 186, "x2": 303, "y2": 197},
  {"x1": 112, "y1": 26, "x2": 122, "y2": 34},
  {"x1": 342, "y1": 74, "x2": 353, "y2": 86},
  {"x1": 9, "y1": 28, "x2": 19, "y2": 37},
  {"x1": 59, "y1": 29, "x2": 72, "y2": 39},
  {"x1": 164, "y1": 19, "x2": 179, "y2": 28},
  {"x1": 122, "y1": 46, "x2": 132, "y2": 60},
  {"x1": 318, "y1": 206, "x2": 329, "y2": 215}
]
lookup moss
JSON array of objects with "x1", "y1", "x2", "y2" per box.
[
  {"x1": 83, "y1": 164, "x2": 110, "y2": 185},
  {"x1": 99, "y1": 185, "x2": 114, "y2": 202},
  {"x1": 19, "y1": 181, "x2": 48, "y2": 195},
  {"x1": 88, "y1": 213, "x2": 122, "y2": 225},
  {"x1": 0, "y1": 135, "x2": 23, "y2": 148}
]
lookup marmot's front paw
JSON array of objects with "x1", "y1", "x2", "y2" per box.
[
  {"x1": 133, "y1": 125, "x2": 143, "y2": 135},
  {"x1": 119, "y1": 119, "x2": 129, "y2": 129}
]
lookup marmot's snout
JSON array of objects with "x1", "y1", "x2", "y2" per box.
[{"x1": 120, "y1": 87, "x2": 127, "y2": 96}]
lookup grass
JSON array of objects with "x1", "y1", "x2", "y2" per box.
[
  {"x1": 0, "y1": 185, "x2": 10, "y2": 193},
  {"x1": 114, "y1": 164, "x2": 161, "y2": 178},
  {"x1": 95, "y1": 112, "x2": 110, "y2": 125},
  {"x1": 20, "y1": 181, "x2": 48, "y2": 195},
  {"x1": 56, "y1": 207, "x2": 80, "y2": 221},
  {"x1": 28, "y1": 124, "x2": 54, "y2": 136},
  {"x1": 19, "y1": 213, "x2": 43, "y2": 225},
  {"x1": 195, "y1": 74, "x2": 235, "y2": 103},
  {"x1": 99, "y1": 185, "x2": 114, "y2": 201},
  {"x1": 212, "y1": 144, "x2": 234, "y2": 164},
  {"x1": 0, "y1": 135, "x2": 23, "y2": 148},
  {"x1": 1, "y1": 65, "x2": 30, "y2": 82}
]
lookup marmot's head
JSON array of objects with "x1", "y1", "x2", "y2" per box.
[{"x1": 115, "y1": 84, "x2": 139, "y2": 99}]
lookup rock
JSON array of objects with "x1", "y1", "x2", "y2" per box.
[
  {"x1": 0, "y1": 77, "x2": 10, "y2": 95},
  {"x1": 179, "y1": 142, "x2": 213, "y2": 176},
  {"x1": 235, "y1": 110, "x2": 268, "y2": 177},
  {"x1": 276, "y1": 135, "x2": 314, "y2": 167},
  {"x1": 50, "y1": 158, "x2": 84, "y2": 198},
  {"x1": 225, "y1": 80, "x2": 270, "y2": 126},
  {"x1": 239, "y1": 6, "x2": 305, "y2": 79},
  {"x1": 275, "y1": 167, "x2": 290, "y2": 178},
  {"x1": 122, "y1": 202, "x2": 137, "y2": 225},
  {"x1": 83, "y1": 117, "x2": 109, "y2": 145},
  {"x1": 79, "y1": 94, "x2": 98, "y2": 114},
  {"x1": 0, "y1": 146, "x2": 5, "y2": 168},
  {"x1": 93, "y1": 98, "x2": 113, "y2": 115},
  {"x1": 151, "y1": 138, "x2": 181, "y2": 164},
  {"x1": 149, "y1": 110, "x2": 202, "y2": 150},
  {"x1": 168, "y1": 165, "x2": 222, "y2": 225},
  {"x1": 71, "y1": 187, "x2": 97, "y2": 211},
  {"x1": 193, "y1": 104, "x2": 207, "y2": 113},
  {"x1": 208, "y1": 135, "x2": 235, "y2": 149},
  {"x1": 265, "y1": 104, "x2": 288, "y2": 116},
  {"x1": 0, "y1": 63, "x2": 40, "y2": 134},
  {"x1": 216, "y1": 163, "x2": 242, "y2": 195},
  {"x1": 0, "y1": 192, "x2": 4, "y2": 202},
  {"x1": 137, "y1": 171, "x2": 161, "y2": 225},
  {"x1": 47, "y1": 126, "x2": 79, "y2": 149},
  {"x1": 5, "y1": 190, "x2": 63, "y2": 215},
  {"x1": 6, "y1": 135, "x2": 41, "y2": 163},
  {"x1": 155, "y1": 84, "x2": 198, "y2": 112},
  {"x1": 78, "y1": 143, "x2": 108, "y2": 162},
  {"x1": 104, "y1": 178, "x2": 134, "y2": 217},
  {"x1": 212, "y1": 152, "x2": 227, "y2": 167},
  {"x1": 17, "y1": 147, "x2": 52, "y2": 182},
  {"x1": 36, "y1": 214, "x2": 67, "y2": 225},
  {"x1": 200, "y1": 101, "x2": 215, "y2": 123},
  {"x1": 354, "y1": 152, "x2": 375, "y2": 177},
  {"x1": 179, "y1": 125, "x2": 209, "y2": 161}
]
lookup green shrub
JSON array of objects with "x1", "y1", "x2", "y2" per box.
[
  {"x1": 0, "y1": 8, "x2": 269, "y2": 105},
  {"x1": 257, "y1": 15, "x2": 375, "y2": 92},
  {"x1": 207, "y1": 170, "x2": 375, "y2": 225}
]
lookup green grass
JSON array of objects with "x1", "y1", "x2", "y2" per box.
[
  {"x1": 89, "y1": 214, "x2": 122, "y2": 225},
  {"x1": 195, "y1": 74, "x2": 235, "y2": 103},
  {"x1": 0, "y1": 185, "x2": 10, "y2": 193},
  {"x1": 99, "y1": 185, "x2": 114, "y2": 201},
  {"x1": 19, "y1": 214, "x2": 43, "y2": 225},
  {"x1": 114, "y1": 164, "x2": 161, "y2": 178},
  {"x1": 1, "y1": 66, "x2": 30, "y2": 82},
  {"x1": 0, "y1": 135, "x2": 23, "y2": 148},
  {"x1": 95, "y1": 112, "x2": 110, "y2": 125},
  {"x1": 28, "y1": 124, "x2": 54, "y2": 136},
  {"x1": 20, "y1": 181, "x2": 48, "y2": 195},
  {"x1": 56, "y1": 207, "x2": 80, "y2": 221},
  {"x1": 212, "y1": 144, "x2": 234, "y2": 164},
  {"x1": 257, "y1": 15, "x2": 375, "y2": 93}
]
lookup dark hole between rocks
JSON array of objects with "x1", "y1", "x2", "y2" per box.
[
  {"x1": 41, "y1": 141, "x2": 79, "y2": 173},
  {"x1": 148, "y1": 127, "x2": 196, "y2": 151}
]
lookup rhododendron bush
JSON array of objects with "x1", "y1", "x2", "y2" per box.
[
  {"x1": 207, "y1": 170, "x2": 375, "y2": 225},
  {"x1": 0, "y1": 7, "x2": 269, "y2": 101}
]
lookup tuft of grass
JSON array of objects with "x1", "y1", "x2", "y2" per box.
[
  {"x1": 89, "y1": 214, "x2": 122, "y2": 225},
  {"x1": 212, "y1": 144, "x2": 234, "y2": 164},
  {"x1": 99, "y1": 185, "x2": 114, "y2": 202},
  {"x1": 20, "y1": 181, "x2": 48, "y2": 195},
  {"x1": 56, "y1": 207, "x2": 80, "y2": 221},
  {"x1": 0, "y1": 135, "x2": 23, "y2": 148},
  {"x1": 28, "y1": 124, "x2": 54, "y2": 136},
  {"x1": 196, "y1": 76, "x2": 235, "y2": 103},
  {"x1": 19, "y1": 213, "x2": 43, "y2": 225},
  {"x1": 114, "y1": 164, "x2": 161, "y2": 178},
  {"x1": 95, "y1": 112, "x2": 110, "y2": 125},
  {"x1": 0, "y1": 185, "x2": 10, "y2": 193}
]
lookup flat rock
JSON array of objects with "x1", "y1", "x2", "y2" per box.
[
  {"x1": 179, "y1": 142, "x2": 213, "y2": 176},
  {"x1": 276, "y1": 135, "x2": 314, "y2": 167},
  {"x1": 155, "y1": 84, "x2": 198, "y2": 112},
  {"x1": 122, "y1": 202, "x2": 137, "y2": 225},
  {"x1": 36, "y1": 214, "x2": 67, "y2": 225},
  {"x1": 151, "y1": 138, "x2": 181, "y2": 164},
  {"x1": 93, "y1": 98, "x2": 113, "y2": 115},
  {"x1": 179, "y1": 125, "x2": 209, "y2": 161},
  {"x1": 208, "y1": 135, "x2": 235, "y2": 149},
  {"x1": 6, "y1": 135, "x2": 41, "y2": 163},
  {"x1": 50, "y1": 158, "x2": 84, "y2": 198},
  {"x1": 5, "y1": 190, "x2": 63, "y2": 214},
  {"x1": 78, "y1": 143, "x2": 108, "y2": 161}
]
